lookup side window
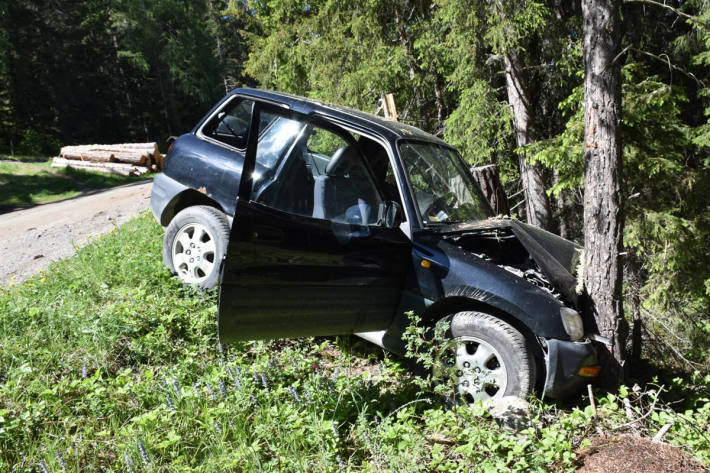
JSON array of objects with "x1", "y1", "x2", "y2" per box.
[
  {"x1": 358, "y1": 137, "x2": 405, "y2": 219},
  {"x1": 251, "y1": 113, "x2": 382, "y2": 226},
  {"x1": 202, "y1": 98, "x2": 253, "y2": 149}
]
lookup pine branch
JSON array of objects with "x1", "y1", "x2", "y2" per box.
[
  {"x1": 623, "y1": 0, "x2": 710, "y2": 30},
  {"x1": 630, "y1": 46, "x2": 706, "y2": 87}
]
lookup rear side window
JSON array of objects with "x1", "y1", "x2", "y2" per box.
[{"x1": 201, "y1": 98, "x2": 253, "y2": 149}]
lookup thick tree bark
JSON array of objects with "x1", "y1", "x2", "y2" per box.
[
  {"x1": 503, "y1": 50, "x2": 553, "y2": 231},
  {"x1": 582, "y1": 0, "x2": 628, "y2": 370}
]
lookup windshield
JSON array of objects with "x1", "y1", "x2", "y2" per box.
[{"x1": 399, "y1": 141, "x2": 492, "y2": 225}]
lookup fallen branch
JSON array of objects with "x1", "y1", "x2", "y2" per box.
[
  {"x1": 613, "y1": 385, "x2": 664, "y2": 431},
  {"x1": 652, "y1": 423, "x2": 673, "y2": 442}
]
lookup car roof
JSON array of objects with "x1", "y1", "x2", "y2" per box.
[{"x1": 230, "y1": 88, "x2": 449, "y2": 146}]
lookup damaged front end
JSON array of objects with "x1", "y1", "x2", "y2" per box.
[{"x1": 440, "y1": 218, "x2": 602, "y2": 398}]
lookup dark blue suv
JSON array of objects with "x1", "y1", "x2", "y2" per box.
[{"x1": 150, "y1": 88, "x2": 600, "y2": 401}]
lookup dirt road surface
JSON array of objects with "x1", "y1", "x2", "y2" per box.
[{"x1": 0, "y1": 180, "x2": 153, "y2": 285}]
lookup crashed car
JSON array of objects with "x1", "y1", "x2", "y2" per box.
[{"x1": 150, "y1": 88, "x2": 600, "y2": 401}]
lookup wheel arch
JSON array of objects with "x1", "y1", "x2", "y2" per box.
[{"x1": 161, "y1": 189, "x2": 227, "y2": 226}]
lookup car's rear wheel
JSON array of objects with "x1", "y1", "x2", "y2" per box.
[
  {"x1": 162, "y1": 205, "x2": 230, "y2": 289},
  {"x1": 436, "y1": 311, "x2": 536, "y2": 402}
]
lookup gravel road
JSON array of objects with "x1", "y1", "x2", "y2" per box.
[{"x1": 0, "y1": 180, "x2": 153, "y2": 285}]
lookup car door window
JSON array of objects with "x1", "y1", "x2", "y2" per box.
[
  {"x1": 251, "y1": 113, "x2": 382, "y2": 226},
  {"x1": 202, "y1": 98, "x2": 254, "y2": 149}
]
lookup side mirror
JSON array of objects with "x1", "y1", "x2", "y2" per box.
[{"x1": 382, "y1": 201, "x2": 403, "y2": 229}]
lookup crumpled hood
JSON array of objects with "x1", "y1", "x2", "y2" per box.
[
  {"x1": 445, "y1": 218, "x2": 582, "y2": 306},
  {"x1": 507, "y1": 219, "x2": 582, "y2": 307}
]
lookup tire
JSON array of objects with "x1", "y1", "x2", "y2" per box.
[
  {"x1": 436, "y1": 311, "x2": 536, "y2": 402},
  {"x1": 162, "y1": 205, "x2": 230, "y2": 289}
]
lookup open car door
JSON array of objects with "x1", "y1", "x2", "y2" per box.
[{"x1": 218, "y1": 102, "x2": 411, "y2": 342}]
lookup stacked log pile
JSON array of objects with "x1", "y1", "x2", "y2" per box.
[{"x1": 51, "y1": 143, "x2": 164, "y2": 176}]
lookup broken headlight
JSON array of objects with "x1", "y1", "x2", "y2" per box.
[{"x1": 560, "y1": 307, "x2": 584, "y2": 341}]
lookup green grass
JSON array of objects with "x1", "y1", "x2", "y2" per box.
[
  {"x1": 1, "y1": 214, "x2": 708, "y2": 472},
  {"x1": 0, "y1": 153, "x2": 49, "y2": 163},
  {"x1": 0, "y1": 160, "x2": 150, "y2": 209}
]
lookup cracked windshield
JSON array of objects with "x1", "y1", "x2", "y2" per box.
[{"x1": 399, "y1": 141, "x2": 491, "y2": 225}]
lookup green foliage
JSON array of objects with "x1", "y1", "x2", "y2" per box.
[
  {"x1": 1, "y1": 214, "x2": 708, "y2": 470},
  {"x1": 443, "y1": 81, "x2": 515, "y2": 175},
  {"x1": 16, "y1": 128, "x2": 62, "y2": 156}
]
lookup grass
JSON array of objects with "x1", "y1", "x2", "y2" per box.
[
  {"x1": 0, "y1": 213, "x2": 708, "y2": 472},
  {"x1": 0, "y1": 153, "x2": 49, "y2": 163},
  {"x1": 0, "y1": 159, "x2": 150, "y2": 209}
]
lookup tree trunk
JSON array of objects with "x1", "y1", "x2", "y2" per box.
[
  {"x1": 582, "y1": 0, "x2": 627, "y2": 374},
  {"x1": 60, "y1": 143, "x2": 159, "y2": 166},
  {"x1": 503, "y1": 50, "x2": 553, "y2": 231},
  {"x1": 51, "y1": 157, "x2": 151, "y2": 176},
  {"x1": 470, "y1": 164, "x2": 510, "y2": 215}
]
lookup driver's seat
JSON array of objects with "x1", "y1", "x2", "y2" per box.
[{"x1": 312, "y1": 146, "x2": 373, "y2": 224}]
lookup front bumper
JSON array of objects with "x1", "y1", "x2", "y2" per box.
[{"x1": 543, "y1": 338, "x2": 599, "y2": 399}]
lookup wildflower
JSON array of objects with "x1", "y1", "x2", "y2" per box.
[
  {"x1": 363, "y1": 431, "x2": 373, "y2": 451},
  {"x1": 172, "y1": 379, "x2": 181, "y2": 397},
  {"x1": 193, "y1": 382, "x2": 200, "y2": 397},
  {"x1": 123, "y1": 451, "x2": 135, "y2": 472},
  {"x1": 235, "y1": 366, "x2": 242, "y2": 377},
  {"x1": 217, "y1": 342, "x2": 223, "y2": 354},
  {"x1": 39, "y1": 460, "x2": 50, "y2": 473},
  {"x1": 205, "y1": 382, "x2": 216, "y2": 399},
  {"x1": 40, "y1": 277, "x2": 46, "y2": 283},
  {"x1": 214, "y1": 420, "x2": 223, "y2": 436},
  {"x1": 253, "y1": 372, "x2": 259, "y2": 385},
  {"x1": 98, "y1": 234, "x2": 103, "y2": 239},
  {"x1": 166, "y1": 395, "x2": 175, "y2": 411},
  {"x1": 55, "y1": 450, "x2": 67, "y2": 471},
  {"x1": 226, "y1": 366, "x2": 237, "y2": 383},
  {"x1": 11, "y1": 275, "x2": 16, "y2": 280},
  {"x1": 331, "y1": 422, "x2": 339, "y2": 439},
  {"x1": 288, "y1": 386, "x2": 300, "y2": 402},
  {"x1": 81, "y1": 364, "x2": 88, "y2": 379},
  {"x1": 304, "y1": 390, "x2": 312, "y2": 402},
  {"x1": 260, "y1": 373, "x2": 269, "y2": 390},
  {"x1": 137, "y1": 441, "x2": 150, "y2": 467},
  {"x1": 8, "y1": 282, "x2": 14, "y2": 287},
  {"x1": 219, "y1": 380, "x2": 228, "y2": 398},
  {"x1": 87, "y1": 233, "x2": 92, "y2": 238},
  {"x1": 336, "y1": 454, "x2": 345, "y2": 468}
]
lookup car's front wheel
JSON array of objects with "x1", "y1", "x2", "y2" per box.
[
  {"x1": 436, "y1": 311, "x2": 536, "y2": 402},
  {"x1": 162, "y1": 205, "x2": 230, "y2": 289}
]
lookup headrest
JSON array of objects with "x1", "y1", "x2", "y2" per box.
[{"x1": 326, "y1": 146, "x2": 360, "y2": 177}]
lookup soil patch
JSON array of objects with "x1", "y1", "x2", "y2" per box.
[{"x1": 576, "y1": 434, "x2": 707, "y2": 473}]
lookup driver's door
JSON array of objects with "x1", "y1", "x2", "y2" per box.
[{"x1": 218, "y1": 103, "x2": 411, "y2": 342}]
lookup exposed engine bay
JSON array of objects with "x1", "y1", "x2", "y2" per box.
[{"x1": 442, "y1": 226, "x2": 568, "y2": 305}]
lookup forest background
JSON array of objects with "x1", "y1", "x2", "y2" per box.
[{"x1": 1, "y1": 0, "x2": 709, "y2": 370}]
